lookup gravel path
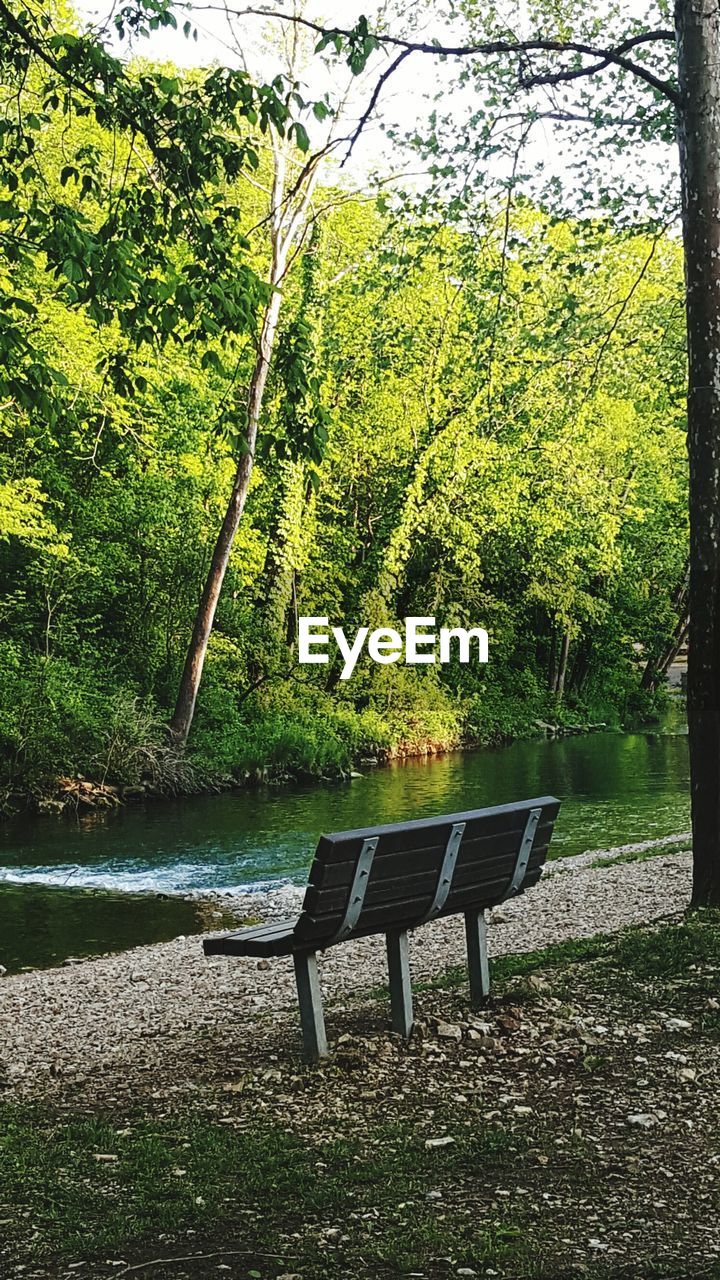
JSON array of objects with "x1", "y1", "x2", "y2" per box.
[{"x1": 0, "y1": 844, "x2": 692, "y2": 1103}]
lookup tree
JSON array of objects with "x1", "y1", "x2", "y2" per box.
[
  {"x1": 0, "y1": 0, "x2": 360, "y2": 750},
  {"x1": 234, "y1": 0, "x2": 720, "y2": 904},
  {"x1": 0, "y1": 78, "x2": 687, "y2": 795},
  {"x1": 0, "y1": 0, "x2": 693, "y2": 821},
  {"x1": 168, "y1": 3, "x2": 402, "y2": 747},
  {"x1": 0, "y1": 0, "x2": 298, "y2": 413}
]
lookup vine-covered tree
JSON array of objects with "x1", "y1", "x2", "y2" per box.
[{"x1": 238, "y1": 0, "x2": 718, "y2": 904}]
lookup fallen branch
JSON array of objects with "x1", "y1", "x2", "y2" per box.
[{"x1": 115, "y1": 1249, "x2": 289, "y2": 1275}]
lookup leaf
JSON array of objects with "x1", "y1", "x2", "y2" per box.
[
  {"x1": 292, "y1": 122, "x2": 310, "y2": 153},
  {"x1": 61, "y1": 259, "x2": 83, "y2": 284},
  {"x1": 201, "y1": 349, "x2": 223, "y2": 374}
]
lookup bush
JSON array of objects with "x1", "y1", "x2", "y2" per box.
[
  {"x1": 0, "y1": 645, "x2": 196, "y2": 796},
  {"x1": 189, "y1": 676, "x2": 391, "y2": 780}
]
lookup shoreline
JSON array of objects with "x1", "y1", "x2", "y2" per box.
[
  {"x1": 0, "y1": 717, "x2": 619, "y2": 821},
  {"x1": 0, "y1": 830, "x2": 692, "y2": 976},
  {"x1": 0, "y1": 840, "x2": 692, "y2": 1104}
]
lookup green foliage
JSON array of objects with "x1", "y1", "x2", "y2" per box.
[
  {"x1": 0, "y1": 5, "x2": 688, "y2": 800},
  {"x1": 0, "y1": 0, "x2": 310, "y2": 421},
  {"x1": 189, "y1": 677, "x2": 390, "y2": 780},
  {"x1": 0, "y1": 645, "x2": 192, "y2": 792}
]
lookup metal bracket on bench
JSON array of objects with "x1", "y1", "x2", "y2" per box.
[
  {"x1": 502, "y1": 807, "x2": 541, "y2": 901},
  {"x1": 329, "y1": 836, "x2": 378, "y2": 943},
  {"x1": 417, "y1": 821, "x2": 466, "y2": 925}
]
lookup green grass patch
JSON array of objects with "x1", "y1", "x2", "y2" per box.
[
  {"x1": 592, "y1": 840, "x2": 690, "y2": 870},
  {"x1": 0, "y1": 1108, "x2": 525, "y2": 1276},
  {"x1": 604, "y1": 909, "x2": 720, "y2": 981},
  {"x1": 411, "y1": 933, "x2": 614, "y2": 997}
]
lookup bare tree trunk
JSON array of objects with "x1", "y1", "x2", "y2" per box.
[
  {"x1": 555, "y1": 628, "x2": 570, "y2": 701},
  {"x1": 169, "y1": 103, "x2": 327, "y2": 748},
  {"x1": 641, "y1": 560, "x2": 690, "y2": 690},
  {"x1": 657, "y1": 612, "x2": 690, "y2": 683},
  {"x1": 676, "y1": 0, "x2": 720, "y2": 905},
  {"x1": 258, "y1": 233, "x2": 321, "y2": 642},
  {"x1": 170, "y1": 282, "x2": 283, "y2": 746},
  {"x1": 547, "y1": 628, "x2": 558, "y2": 693},
  {"x1": 642, "y1": 612, "x2": 690, "y2": 692}
]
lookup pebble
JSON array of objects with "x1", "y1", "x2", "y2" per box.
[{"x1": 436, "y1": 1022, "x2": 463, "y2": 1041}]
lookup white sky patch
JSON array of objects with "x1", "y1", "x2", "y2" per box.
[
  {"x1": 73, "y1": 0, "x2": 456, "y2": 185},
  {"x1": 72, "y1": 0, "x2": 678, "y2": 213}
]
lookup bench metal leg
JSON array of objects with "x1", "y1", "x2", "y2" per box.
[
  {"x1": 293, "y1": 951, "x2": 328, "y2": 1061},
  {"x1": 386, "y1": 929, "x2": 413, "y2": 1037},
  {"x1": 465, "y1": 909, "x2": 491, "y2": 1007}
]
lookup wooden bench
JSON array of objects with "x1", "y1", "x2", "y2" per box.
[{"x1": 204, "y1": 795, "x2": 560, "y2": 1059}]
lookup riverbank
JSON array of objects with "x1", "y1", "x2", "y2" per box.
[
  {"x1": 4, "y1": 847, "x2": 717, "y2": 1280},
  {"x1": 0, "y1": 842, "x2": 692, "y2": 1102},
  {"x1": 4, "y1": 716, "x2": 618, "y2": 820},
  {"x1": 1, "y1": 687, "x2": 635, "y2": 820}
]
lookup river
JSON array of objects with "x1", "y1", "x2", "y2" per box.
[{"x1": 0, "y1": 718, "x2": 690, "y2": 973}]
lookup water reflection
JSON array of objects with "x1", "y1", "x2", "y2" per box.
[{"x1": 0, "y1": 722, "x2": 691, "y2": 971}]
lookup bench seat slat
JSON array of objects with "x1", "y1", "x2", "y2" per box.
[
  {"x1": 204, "y1": 919, "x2": 297, "y2": 958},
  {"x1": 215, "y1": 921, "x2": 294, "y2": 940}
]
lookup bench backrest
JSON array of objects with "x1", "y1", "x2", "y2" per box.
[{"x1": 293, "y1": 795, "x2": 560, "y2": 949}]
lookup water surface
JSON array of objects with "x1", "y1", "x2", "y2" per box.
[{"x1": 0, "y1": 722, "x2": 690, "y2": 973}]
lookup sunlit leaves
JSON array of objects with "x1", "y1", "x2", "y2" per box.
[{"x1": 0, "y1": 0, "x2": 318, "y2": 426}]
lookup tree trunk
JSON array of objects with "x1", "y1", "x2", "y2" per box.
[
  {"x1": 258, "y1": 233, "x2": 321, "y2": 642},
  {"x1": 640, "y1": 560, "x2": 690, "y2": 690},
  {"x1": 169, "y1": 282, "x2": 283, "y2": 746},
  {"x1": 554, "y1": 628, "x2": 570, "y2": 701},
  {"x1": 547, "y1": 627, "x2": 558, "y2": 693},
  {"x1": 641, "y1": 593, "x2": 690, "y2": 690},
  {"x1": 657, "y1": 612, "x2": 690, "y2": 682},
  {"x1": 676, "y1": 0, "x2": 720, "y2": 905},
  {"x1": 567, "y1": 633, "x2": 590, "y2": 695}
]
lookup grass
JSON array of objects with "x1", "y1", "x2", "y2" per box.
[
  {"x1": 5, "y1": 913, "x2": 720, "y2": 1279},
  {"x1": 0, "y1": 1109, "x2": 526, "y2": 1277},
  {"x1": 602, "y1": 909, "x2": 720, "y2": 992},
  {"x1": 409, "y1": 932, "x2": 614, "y2": 997},
  {"x1": 592, "y1": 839, "x2": 690, "y2": 870}
]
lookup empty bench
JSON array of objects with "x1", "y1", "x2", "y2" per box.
[{"x1": 204, "y1": 795, "x2": 560, "y2": 1059}]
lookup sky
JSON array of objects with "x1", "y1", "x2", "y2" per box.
[
  {"x1": 74, "y1": 0, "x2": 454, "y2": 185},
  {"x1": 72, "y1": 0, "x2": 677, "y2": 213}
]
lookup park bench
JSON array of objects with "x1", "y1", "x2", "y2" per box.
[{"x1": 204, "y1": 795, "x2": 560, "y2": 1059}]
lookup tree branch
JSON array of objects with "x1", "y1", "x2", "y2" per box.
[
  {"x1": 201, "y1": 7, "x2": 680, "y2": 104},
  {"x1": 341, "y1": 46, "x2": 413, "y2": 164}
]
